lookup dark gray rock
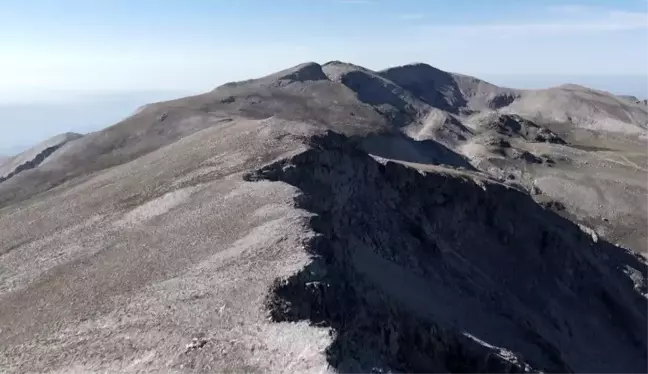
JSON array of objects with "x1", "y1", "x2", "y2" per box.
[{"x1": 249, "y1": 131, "x2": 647, "y2": 373}]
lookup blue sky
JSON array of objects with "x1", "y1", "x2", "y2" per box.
[
  {"x1": 1, "y1": 0, "x2": 646, "y2": 97},
  {"x1": 0, "y1": 0, "x2": 646, "y2": 153}
]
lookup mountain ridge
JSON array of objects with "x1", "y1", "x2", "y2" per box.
[
  {"x1": 0, "y1": 132, "x2": 82, "y2": 183},
  {"x1": 2, "y1": 61, "x2": 646, "y2": 250}
]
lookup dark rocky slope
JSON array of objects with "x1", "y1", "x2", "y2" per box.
[
  {"x1": 0, "y1": 132, "x2": 82, "y2": 183},
  {"x1": 247, "y1": 131, "x2": 647, "y2": 373},
  {"x1": 380, "y1": 63, "x2": 519, "y2": 114}
]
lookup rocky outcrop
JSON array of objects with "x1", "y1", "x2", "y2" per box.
[
  {"x1": 0, "y1": 132, "x2": 82, "y2": 184},
  {"x1": 471, "y1": 113, "x2": 566, "y2": 145},
  {"x1": 246, "y1": 131, "x2": 647, "y2": 373},
  {"x1": 618, "y1": 95, "x2": 648, "y2": 106}
]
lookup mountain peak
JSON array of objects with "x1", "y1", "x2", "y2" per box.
[
  {"x1": 380, "y1": 62, "x2": 445, "y2": 75},
  {"x1": 273, "y1": 61, "x2": 328, "y2": 83},
  {"x1": 379, "y1": 62, "x2": 453, "y2": 86}
]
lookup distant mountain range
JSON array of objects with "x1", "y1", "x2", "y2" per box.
[{"x1": 0, "y1": 91, "x2": 194, "y2": 155}]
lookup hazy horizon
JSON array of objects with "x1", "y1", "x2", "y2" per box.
[
  {"x1": 2, "y1": 0, "x2": 646, "y2": 91},
  {"x1": 1, "y1": 71, "x2": 646, "y2": 156},
  {"x1": 1, "y1": 0, "x2": 646, "y2": 154}
]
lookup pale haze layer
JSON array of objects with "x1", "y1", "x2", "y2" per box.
[{"x1": 1, "y1": 0, "x2": 647, "y2": 154}]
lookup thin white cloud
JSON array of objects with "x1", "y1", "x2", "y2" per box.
[
  {"x1": 418, "y1": 10, "x2": 648, "y2": 36},
  {"x1": 607, "y1": 10, "x2": 648, "y2": 24},
  {"x1": 547, "y1": 5, "x2": 593, "y2": 14},
  {"x1": 399, "y1": 14, "x2": 425, "y2": 20},
  {"x1": 337, "y1": 0, "x2": 374, "y2": 4}
]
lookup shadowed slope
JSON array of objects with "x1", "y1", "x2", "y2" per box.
[
  {"x1": 248, "y1": 131, "x2": 647, "y2": 373},
  {"x1": 380, "y1": 63, "x2": 519, "y2": 113}
]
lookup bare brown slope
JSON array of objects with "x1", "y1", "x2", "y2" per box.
[
  {"x1": 0, "y1": 61, "x2": 477, "y2": 209},
  {"x1": 0, "y1": 63, "x2": 385, "y2": 208}
]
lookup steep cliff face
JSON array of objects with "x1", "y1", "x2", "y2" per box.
[{"x1": 246, "y1": 131, "x2": 647, "y2": 373}]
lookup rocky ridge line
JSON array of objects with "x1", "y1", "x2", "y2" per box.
[{"x1": 245, "y1": 130, "x2": 648, "y2": 373}]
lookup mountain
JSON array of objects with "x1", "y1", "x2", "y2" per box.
[{"x1": 0, "y1": 61, "x2": 646, "y2": 373}]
